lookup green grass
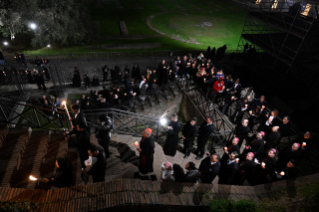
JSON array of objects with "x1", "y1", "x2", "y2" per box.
[{"x1": 21, "y1": 0, "x2": 249, "y2": 55}]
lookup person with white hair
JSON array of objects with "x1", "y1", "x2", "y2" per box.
[{"x1": 161, "y1": 161, "x2": 175, "y2": 180}]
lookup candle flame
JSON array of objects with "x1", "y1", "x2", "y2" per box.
[
  {"x1": 134, "y1": 141, "x2": 139, "y2": 147},
  {"x1": 29, "y1": 175, "x2": 38, "y2": 181},
  {"x1": 261, "y1": 162, "x2": 265, "y2": 166},
  {"x1": 280, "y1": 171, "x2": 285, "y2": 176},
  {"x1": 302, "y1": 142, "x2": 306, "y2": 147},
  {"x1": 62, "y1": 101, "x2": 66, "y2": 105}
]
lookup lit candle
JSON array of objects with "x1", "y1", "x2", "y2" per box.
[
  {"x1": 124, "y1": 93, "x2": 127, "y2": 96},
  {"x1": 224, "y1": 147, "x2": 227, "y2": 151},
  {"x1": 235, "y1": 158, "x2": 239, "y2": 163},
  {"x1": 154, "y1": 79, "x2": 156, "y2": 83},
  {"x1": 245, "y1": 104, "x2": 248, "y2": 108},
  {"x1": 280, "y1": 171, "x2": 285, "y2": 176},
  {"x1": 302, "y1": 142, "x2": 306, "y2": 147},
  {"x1": 29, "y1": 175, "x2": 38, "y2": 181},
  {"x1": 62, "y1": 101, "x2": 73, "y2": 127},
  {"x1": 204, "y1": 78, "x2": 206, "y2": 82},
  {"x1": 134, "y1": 141, "x2": 139, "y2": 147},
  {"x1": 261, "y1": 162, "x2": 265, "y2": 167},
  {"x1": 249, "y1": 110, "x2": 252, "y2": 115}
]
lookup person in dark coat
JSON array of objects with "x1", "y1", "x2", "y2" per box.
[
  {"x1": 73, "y1": 67, "x2": 81, "y2": 87},
  {"x1": 67, "y1": 104, "x2": 88, "y2": 136},
  {"x1": 198, "y1": 154, "x2": 221, "y2": 183},
  {"x1": 254, "y1": 149, "x2": 276, "y2": 185},
  {"x1": 259, "y1": 109, "x2": 280, "y2": 133},
  {"x1": 275, "y1": 160, "x2": 297, "y2": 181},
  {"x1": 194, "y1": 117, "x2": 214, "y2": 160},
  {"x1": 137, "y1": 128, "x2": 155, "y2": 175},
  {"x1": 102, "y1": 65, "x2": 108, "y2": 83},
  {"x1": 80, "y1": 94, "x2": 87, "y2": 109},
  {"x1": 243, "y1": 131, "x2": 265, "y2": 157},
  {"x1": 132, "y1": 64, "x2": 140, "y2": 81},
  {"x1": 85, "y1": 145, "x2": 107, "y2": 183},
  {"x1": 279, "y1": 116, "x2": 291, "y2": 138},
  {"x1": 221, "y1": 88, "x2": 236, "y2": 115},
  {"x1": 236, "y1": 152, "x2": 255, "y2": 185},
  {"x1": 233, "y1": 98, "x2": 248, "y2": 124},
  {"x1": 219, "y1": 151, "x2": 239, "y2": 185},
  {"x1": 182, "y1": 117, "x2": 198, "y2": 159},
  {"x1": 221, "y1": 137, "x2": 240, "y2": 163},
  {"x1": 43, "y1": 66, "x2": 50, "y2": 81},
  {"x1": 45, "y1": 158, "x2": 73, "y2": 188},
  {"x1": 76, "y1": 123, "x2": 91, "y2": 168},
  {"x1": 294, "y1": 132, "x2": 313, "y2": 153},
  {"x1": 184, "y1": 162, "x2": 199, "y2": 183},
  {"x1": 276, "y1": 143, "x2": 302, "y2": 171},
  {"x1": 264, "y1": 126, "x2": 281, "y2": 152},
  {"x1": 233, "y1": 119, "x2": 250, "y2": 148},
  {"x1": 173, "y1": 164, "x2": 185, "y2": 182},
  {"x1": 92, "y1": 75, "x2": 100, "y2": 86},
  {"x1": 84, "y1": 75, "x2": 90, "y2": 88},
  {"x1": 163, "y1": 114, "x2": 181, "y2": 157},
  {"x1": 96, "y1": 115, "x2": 112, "y2": 158}
]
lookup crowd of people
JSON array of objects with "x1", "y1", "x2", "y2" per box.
[{"x1": 6, "y1": 51, "x2": 314, "y2": 188}]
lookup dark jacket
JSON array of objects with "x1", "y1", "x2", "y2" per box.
[
  {"x1": 71, "y1": 111, "x2": 88, "y2": 130},
  {"x1": 218, "y1": 160, "x2": 238, "y2": 185},
  {"x1": 87, "y1": 151, "x2": 107, "y2": 182},
  {"x1": 184, "y1": 170, "x2": 199, "y2": 183},
  {"x1": 182, "y1": 121, "x2": 198, "y2": 143},
  {"x1": 199, "y1": 157, "x2": 221, "y2": 183},
  {"x1": 163, "y1": 120, "x2": 181, "y2": 156},
  {"x1": 76, "y1": 129, "x2": 91, "y2": 150},
  {"x1": 277, "y1": 146, "x2": 302, "y2": 166},
  {"x1": 198, "y1": 122, "x2": 214, "y2": 142},
  {"x1": 48, "y1": 162, "x2": 73, "y2": 188},
  {"x1": 264, "y1": 131, "x2": 281, "y2": 151},
  {"x1": 139, "y1": 135, "x2": 155, "y2": 174}
]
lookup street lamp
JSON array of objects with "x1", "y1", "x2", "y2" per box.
[
  {"x1": 30, "y1": 23, "x2": 37, "y2": 30},
  {"x1": 3, "y1": 42, "x2": 8, "y2": 46},
  {"x1": 160, "y1": 118, "x2": 167, "y2": 126}
]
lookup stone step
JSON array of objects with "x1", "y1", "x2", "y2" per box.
[
  {"x1": 10, "y1": 130, "x2": 50, "y2": 189},
  {"x1": 0, "y1": 127, "x2": 30, "y2": 187}
]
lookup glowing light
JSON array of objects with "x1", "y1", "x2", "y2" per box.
[
  {"x1": 280, "y1": 171, "x2": 285, "y2": 176},
  {"x1": 62, "y1": 101, "x2": 66, "y2": 105},
  {"x1": 134, "y1": 141, "x2": 139, "y2": 147},
  {"x1": 302, "y1": 142, "x2": 306, "y2": 147},
  {"x1": 30, "y1": 23, "x2": 37, "y2": 29},
  {"x1": 3, "y1": 42, "x2": 8, "y2": 46},
  {"x1": 160, "y1": 118, "x2": 167, "y2": 126},
  {"x1": 29, "y1": 175, "x2": 38, "y2": 181},
  {"x1": 47, "y1": 44, "x2": 51, "y2": 48}
]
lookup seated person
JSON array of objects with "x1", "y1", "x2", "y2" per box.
[
  {"x1": 173, "y1": 164, "x2": 185, "y2": 182},
  {"x1": 184, "y1": 162, "x2": 199, "y2": 183},
  {"x1": 161, "y1": 161, "x2": 174, "y2": 181},
  {"x1": 44, "y1": 158, "x2": 73, "y2": 188}
]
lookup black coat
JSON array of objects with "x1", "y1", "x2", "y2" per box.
[
  {"x1": 87, "y1": 150, "x2": 107, "y2": 183},
  {"x1": 76, "y1": 129, "x2": 91, "y2": 150},
  {"x1": 234, "y1": 124, "x2": 250, "y2": 145},
  {"x1": 220, "y1": 143, "x2": 239, "y2": 163},
  {"x1": 199, "y1": 157, "x2": 221, "y2": 183},
  {"x1": 237, "y1": 160, "x2": 255, "y2": 185},
  {"x1": 139, "y1": 135, "x2": 155, "y2": 174},
  {"x1": 295, "y1": 135, "x2": 314, "y2": 152},
  {"x1": 277, "y1": 146, "x2": 302, "y2": 166},
  {"x1": 197, "y1": 122, "x2": 214, "y2": 143},
  {"x1": 249, "y1": 138, "x2": 264, "y2": 154},
  {"x1": 218, "y1": 160, "x2": 238, "y2": 185},
  {"x1": 264, "y1": 131, "x2": 281, "y2": 151},
  {"x1": 48, "y1": 162, "x2": 73, "y2": 188},
  {"x1": 184, "y1": 170, "x2": 199, "y2": 183},
  {"x1": 279, "y1": 123, "x2": 291, "y2": 138},
  {"x1": 70, "y1": 111, "x2": 87, "y2": 135},
  {"x1": 163, "y1": 120, "x2": 181, "y2": 156},
  {"x1": 182, "y1": 121, "x2": 198, "y2": 144},
  {"x1": 96, "y1": 122, "x2": 111, "y2": 157},
  {"x1": 255, "y1": 156, "x2": 276, "y2": 184}
]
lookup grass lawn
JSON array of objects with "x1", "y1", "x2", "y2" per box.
[{"x1": 20, "y1": 0, "x2": 248, "y2": 55}]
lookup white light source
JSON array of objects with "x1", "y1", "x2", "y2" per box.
[
  {"x1": 62, "y1": 101, "x2": 66, "y2": 105},
  {"x1": 29, "y1": 175, "x2": 38, "y2": 181},
  {"x1": 3, "y1": 42, "x2": 8, "y2": 46},
  {"x1": 160, "y1": 118, "x2": 167, "y2": 126},
  {"x1": 30, "y1": 23, "x2": 37, "y2": 29},
  {"x1": 47, "y1": 44, "x2": 51, "y2": 48}
]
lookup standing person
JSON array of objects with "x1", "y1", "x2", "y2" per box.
[
  {"x1": 276, "y1": 143, "x2": 302, "y2": 171},
  {"x1": 236, "y1": 152, "x2": 255, "y2": 185},
  {"x1": 84, "y1": 145, "x2": 107, "y2": 183},
  {"x1": 37, "y1": 72, "x2": 47, "y2": 91},
  {"x1": 44, "y1": 158, "x2": 73, "y2": 188},
  {"x1": 220, "y1": 137, "x2": 240, "y2": 163},
  {"x1": 96, "y1": 115, "x2": 112, "y2": 158},
  {"x1": 198, "y1": 154, "x2": 221, "y2": 183},
  {"x1": 194, "y1": 117, "x2": 214, "y2": 160},
  {"x1": 102, "y1": 65, "x2": 108, "y2": 83},
  {"x1": 254, "y1": 149, "x2": 277, "y2": 185},
  {"x1": 0, "y1": 49, "x2": 5, "y2": 65},
  {"x1": 75, "y1": 123, "x2": 91, "y2": 168},
  {"x1": 218, "y1": 151, "x2": 239, "y2": 185},
  {"x1": 137, "y1": 128, "x2": 155, "y2": 175},
  {"x1": 163, "y1": 114, "x2": 181, "y2": 157},
  {"x1": 182, "y1": 117, "x2": 198, "y2": 159},
  {"x1": 19, "y1": 52, "x2": 27, "y2": 68},
  {"x1": 233, "y1": 119, "x2": 250, "y2": 149},
  {"x1": 67, "y1": 104, "x2": 88, "y2": 136}
]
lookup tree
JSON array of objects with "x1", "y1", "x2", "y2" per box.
[{"x1": 31, "y1": 0, "x2": 88, "y2": 47}]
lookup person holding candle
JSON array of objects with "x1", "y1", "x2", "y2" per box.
[
  {"x1": 44, "y1": 158, "x2": 73, "y2": 188},
  {"x1": 182, "y1": 117, "x2": 198, "y2": 159},
  {"x1": 220, "y1": 137, "x2": 240, "y2": 163},
  {"x1": 242, "y1": 131, "x2": 265, "y2": 157},
  {"x1": 219, "y1": 151, "x2": 239, "y2": 185},
  {"x1": 69, "y1": 104, "x2": 87, "y2": 134},
  {"x1": 233, "y1": 98, "x2": 248, "y2": 124},
  {"x1": 84, "y1": 145, "x2": 107, "y2": 183},
  {"x1": 137, "y1": 128, "x2": 155, "y2": 175},
  {"x1": 254, "y1": 149, "x2": 277, "y2": 185},
  {"x1": 275, "y1": 160, "x2": 297, "y2": 181},
  {"x1": 236, "y1": 152, "x2": 256, "y2": 185},
  {"x1": 294, "y1": 132, "x2": 313, "y2": 153},
  {"x1": 233, "y1": 119, "x2": 250, "y2": 149},
  {"x1": 264, "y1": 126, "x2": 281, "y2": 152},
  {"x1": 75, "y1": 123, "x2": 91, "y2": 168},
  {"x1": 276, "y1": 143, "x2": 302, "y2": 171},
  {"x1": 163, "y1": 114, "x2": 181, "y2": 157}
]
